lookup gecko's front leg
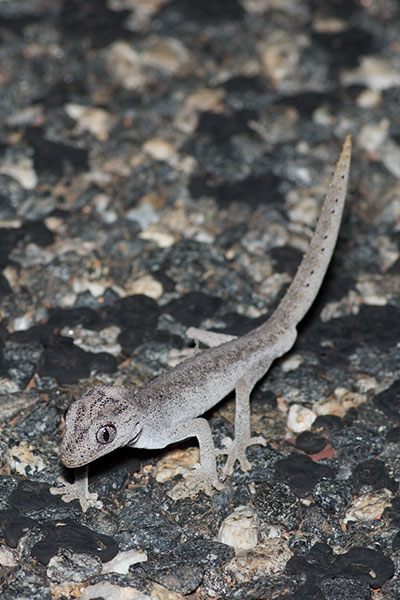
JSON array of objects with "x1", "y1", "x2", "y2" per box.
[
  {"x1": 160, "y1": 417, "x2": 224, "y2": 495},
  {"x1": 50, "y1": 465, "x2": 102, "y2": 512}
]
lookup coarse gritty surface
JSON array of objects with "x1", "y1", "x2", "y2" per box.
[
  {"x1": 1, "y1": 1, "x2": 400, "y2": 599},
  {"x1": 52, "y1": 138, "x2": 350, "y2": 506}
]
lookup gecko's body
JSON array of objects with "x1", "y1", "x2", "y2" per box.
[{"x1": 52, "y1": 136, "x2": 352, "y2": 510}]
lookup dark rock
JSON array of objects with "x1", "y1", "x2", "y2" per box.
[
  {"x1": 31, "y1": 519, "x2": 118, "y2": 565},
  {"x1": 38, "y1": 337, "x2": 117, "y2": 383},
  {"x1": 386, "y1": 427, "x2": 400, "y2": 442},
  {"x1": 275, "y1": 453, "x2": 335, "y2": 497},
  {"x1": 295, "y1": 431, "x2": 327, "y2": 455},
  {"x1": 334, "y1": 547, "x2": 394, "y2": 590},
  {"x1": 287, "y1": 543, "x2": 394, "y2": 590},
  {"x1": 9, "y1": 480, "x2": 65, "y2": 513},
  {"x1": 352, "y1": 459, "x2": 398, "y2": 494},
  {"x1": 142, "y1": 560, "x2": 203, "y2": 595},
  {"x1": 142, "y1": 539, "x2": 234, "y2": 595},
  {"x1": 312, "y1": 479, "x2": 353, "y2": 515},
  {"x1": 322, "y1": 576, "x2": 371, "y2": 600},
  {"x1": 253, "y1": 482, "x2": 300, "y2": 530},
  {"x1": 164, "y1": 291, "x2": 222, "y2": 327},
  {"x1": 374, "y1": 380, "x2": 400, "y2": 421},
  {"x1": 0, "y1": 508, "x2": 37, "y2": 548}
]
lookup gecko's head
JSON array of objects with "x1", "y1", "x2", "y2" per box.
[{"x1": 61, "y1": 384, "x2": 142, "y2": 468}]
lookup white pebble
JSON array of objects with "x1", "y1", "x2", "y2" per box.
[
  {"x1": 102, "y1": 549, "x2": 147, "y2": 575},
  {"x1": 217, "y1": 505, "x2": 259, "y2": 552},
  {"x1": 223, "y1": 539, "x2": 291, "y2": 583},
  {"x1": 287, "y1": 403, "x2": 316, "y2": 433},
  {"x1": 343, "y1": 490, "x2": 393, "y2": 525}
]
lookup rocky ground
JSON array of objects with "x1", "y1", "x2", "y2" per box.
[{"x1": 1, "y1": 0, "x2": 400, "y2": 598}]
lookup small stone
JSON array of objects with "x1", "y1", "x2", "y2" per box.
[
  {"x1": 378, "y1": 235, "x2": 399, "y2": 273},
  {"x1": 175, "y1": 87, "x2": 225, "y2": 134},
  {"x1": 314, "y1": 387, "x2": 367, "y2": 418},
  {"x1": 44, "y1": 215, "x2": 64, "y2": 232},
  {"x1": 72, "y1": 277, "x2": 108, "y2": 297},
  {"x1": 258, "y1": 31, "x2": 306, "y2": 89},
  {"x1": 127, "y1": 196, "x2": 161, "y2": 229},
  {"x1": 106, "y1": 41, "x2": 148, "y2": 90},
  {"x1": 102, "y1": 549, "x2": 148, "y2": 574},
  {"x1": 287, "y1": 404, "x2": 316, "y2": 433},
  {"x1": 143, "y1": 138, "x2": 177, "y2": 162},
  {"x1": 355, "y1": 375, "x2": 377, "y2": 394},
  {"x1": 154, "y1": 447, "x2": 200, "y2": 483},
  {"x1": 0, "y1": 154, "x2": 37, "y2": 189},
  {"x1": 60, "y1": 325, "x2": 122, "y2": 356},
  {"x1": 218, "y1": 506, "x2": 259, "y2": 551},
  {"x1": 80, "y1": 581, "x2": 151, "y2": 600},
  {"x1": 0, "y1": 377, "x2": 19, "y2": 394},
  {"x1": 2, "y1": 265, "x2": 20, "y2": 291},
  {"x1": 0, "y1": 545, "x2": 17, "y2": 567},
  {"x1": 151, "y1": 582, "x2": 185, "y2": 600},
  {"x1": 286, "y1": 191, "x2": 319, "y2": 226},
  {"x1": 342, "y1": 55, "x2": 400, "y2": 91},
  {"x1": 139, "y1": 227, "x2": 176, "y2": 248},
  {"x1": 381, "y1": 138, "x2": 400, "y2": 179},
  {"x1": 223, "y1": 539, "x2": 291, "y2": 583},
  {"x1": 46, "y1": 549, "x2": 102, "y2": 584},
  {"x1": 127, "y1": 275, "x2": 163, "y2": 300},
  {"x1": 12, "y1": 314, "x2": 34, "y2": 331},
  {"x1": 358, "y1": 120, "x2": 389, "y2": 154},
  {"x1": 280, "y1": 353, "x2": 302, "y2": 372},
  {"x1": 65, "y1": 104, "x2": 116, "y2": 141},
  {"x1": 312, "y1": 16, "x2": 347, "y2": 33},
  {"x1": 7, "y1": 441, "x2": 45, "y2": 476},
  {"x1": 141, "y1": 36, "x2": 191, "y2": 76},
  {"x1": 357, "y1": 88, "x2": 382, "y2": 109},
  {"x1": 343, "y1": 489, "x2": 393, "y2": 525}
]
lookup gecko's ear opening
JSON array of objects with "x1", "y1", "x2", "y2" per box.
[{"x1": 128, "y1": 422, "x2": 142, "y2": 446}]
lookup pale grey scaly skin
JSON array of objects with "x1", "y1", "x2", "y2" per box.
[{"x1": 51, "y1": 136, "x2": 352, "y2": 511}]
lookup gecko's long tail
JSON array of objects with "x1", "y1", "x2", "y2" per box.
[{"x1": 262, "y1": 135, "x2": 352, "y2": 333}]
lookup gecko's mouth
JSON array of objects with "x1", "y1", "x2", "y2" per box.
[{"x1": 61, "y1": 454, "x2": 90, "y2": 468}]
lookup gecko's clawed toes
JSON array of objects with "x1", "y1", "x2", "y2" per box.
[
  {"x1": 249, "y1": 435, "x2": 267, "y2": 447},
  {"x1": 49, "y1": 478, "x2": 101, "y2": 512},
  {"x1": 222, "y1": 452, "x2": 251, "y2": 476},
  {"x1": 221, "y1": 435, "x2": 266, "y2": 476},
  {"x1": 217, "y1": 436, "x2": 233, "y2": 455},
  {"x1": 180, "y1": 465, "x2": 223, "y2": 496}
]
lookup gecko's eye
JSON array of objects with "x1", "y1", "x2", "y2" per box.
[{"x1": 96, "y1": 424, "x2": 117, "y2": 445}]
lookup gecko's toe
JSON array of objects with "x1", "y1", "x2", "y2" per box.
[
  {"x1": 223, "y1": 452, "x2": 252, "y2": 476},
  {"x1": 217, "y1": 436, "x2": 233, "y2": 456},
  {"x1": 168, "y1": 465, "x2": 223, "y2": 498},
  {"x1": 50, "y1": 478, "x2": 101, "y2": 512},
  {"x1": 249, "y1": 435, "x2": 266, "y2": 446},
  {"x1": 221, "y1": 435, "x2": 266, "y2": 476},
  {"x1": 213, "y1": 478, "x2": 225, "y2": 491}
]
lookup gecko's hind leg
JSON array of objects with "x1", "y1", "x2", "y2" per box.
[
  {"x1": 220, "y1": 373, "x2": 267, "y2": 477},
  {"x1": 186, "y1": 327, "x2": 236, "y2": 348}
]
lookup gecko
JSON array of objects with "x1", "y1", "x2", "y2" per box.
[{"x1": 51, "y1": 136, "x2": 352, "y2": 511}]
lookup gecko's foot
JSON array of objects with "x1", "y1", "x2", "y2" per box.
[
  {"x1": 50, "y1": 477, "x2": 102, "y2": 512},
  {"x1": 219, "y1": 435, "x2": 266, "y2": 476},
  {"x1": 167, "y1": 465, "x2": 224, "y2": 500}
]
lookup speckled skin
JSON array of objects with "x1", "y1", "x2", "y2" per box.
[{"x1": 52, "y1": 137, "x2": 351, "y2": 510}]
